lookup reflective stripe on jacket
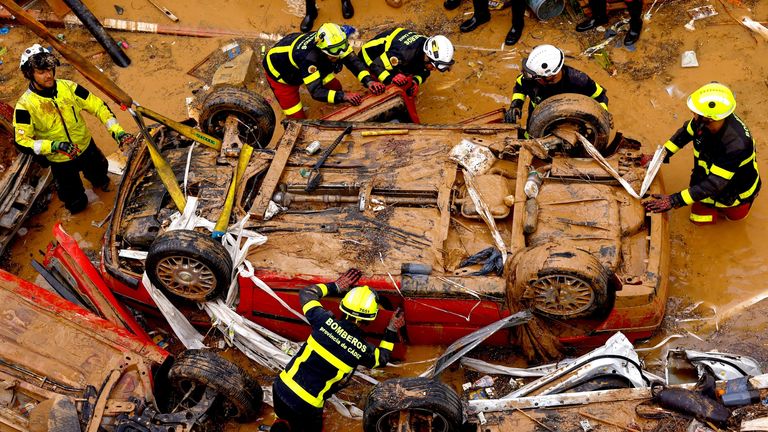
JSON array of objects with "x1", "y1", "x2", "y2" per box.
[
  {"x1": 263, "y1": 32, "x2": 372, "y2": 104},
  {"x1": 360, "y1": 27, "x2": 430, "y2": 85},
  {"x1": 13, "y1": 79, "x2": 124, "y2": 163},
  {"x1": 665, "y1": 114, "x2": 760, "y2": 207},
  {"x1": 277, "y1": 282, "x2": 396, "y2": 408}
]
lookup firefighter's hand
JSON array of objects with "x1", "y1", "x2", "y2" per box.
[
  {"x1": 405, "y1": 81, "x2": 419, "y2": 97},
  {"x1": 504, "y1": 106, "x2": 522, "y2": 124},
  {"x1": 51, "y1": 141, "x2": 78, "y2": 159},
  {"x1": 367, "y1": 81, "x2": 386, "y2": 95},
  {"x1": 387, "y1": 307, "x2": 405, "y2": 332},
  {"x1": 344, "y1": 92, "x2": 363, "y2": 106},
  {"x1": 643, "y1": 194, "x2": 682, "y2": 213},
  {"x1": 392, "y1": 73, "x2": 410, "y2": 87},
  {"x1": 335, "y1": 268, "x2": 363, "y2": 293},
  {"x1": 117, "y1": 132, "x2": 136, "y2": 149}
]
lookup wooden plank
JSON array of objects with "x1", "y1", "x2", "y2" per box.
[
  {"x1": 248, "y1": 122, "x2": 302, "y2": 219},
  {"x1": 43, "y1": 0, "x2": 71, "y2": 18},
  {"x1": 433, "y1": 160, "x2": 458, "y2": 269},
  {"x1": 508, "y1": 148, "x2": 532, "y2": 254}
]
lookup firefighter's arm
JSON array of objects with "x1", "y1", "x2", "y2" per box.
[
  {"x1": 511, "y1": 74, "x2": 527, "y2": 108},
  {"x1": 12, "y1": 105, "x2": 47, "y2": 155},
  {"x1": 413, "y1": 69, "x2": 430, "y2": 85},
  {"x1": 588, "y1": 80, "x2": 608, "y2": 110},
  {"x1": 341, "y1": 52, "x2": 374, "y2": 87},
  {"x1": 663, "y1": 120, "x2": 696, "y2": 160},
  {"x1": 72, "y1": 82, "x2": 125, "y2": 139},
  {"x1": 305, "y1": 72, "x2": 344, "y2": 104},
  {"x1": 359, "y1": 328, "x2": 398, "y2": 369},
  {"x1": 677, "y1": 139, "x2": 747, "y2": 205}
]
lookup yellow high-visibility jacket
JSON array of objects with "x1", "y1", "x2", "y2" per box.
[{"x1": 13, "y1": 79, "x2": 124, "y2": 163}]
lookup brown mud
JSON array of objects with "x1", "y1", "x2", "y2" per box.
[{"x1": 1, "y1": 0, "x2": 767, "y2": 430}]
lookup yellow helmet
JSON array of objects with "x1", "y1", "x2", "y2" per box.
[
  {"x1": 687, "y1": 83, "x2": 736, "y2": 121},
  {"x1": 340, "y1": 286, "x2": 378, "y2": 321},
  {"x1": 315, "y1": 23, "x2": 350, "y2": 58}
]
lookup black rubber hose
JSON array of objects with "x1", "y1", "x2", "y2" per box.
[{"x1": 62, "y1": 0, "x2": 131, "y2": 67}]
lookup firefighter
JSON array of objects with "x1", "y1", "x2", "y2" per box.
[
  {"x1": 446, "y1": 0, "x2": 526, "y2": 46},
  {"x1": 13, "y1": 44, "x2": 135, "y2": 214},
  {"x1": 263, "y1": 23, "x2": 386, "y2": 120},
  {"x1": 300, "y1": 0, "x2": 354, "y2": 32},
  {"x1": 503, "y1": 44, "x2": 608, "y2": 128},
  {"x1": 271, "y1": 269, "x2": 405, "y2": 432},
  {"x1": 359, "y1": 28, "x2": 454, "y2": 97},
  {"x1": 643, "y1": 83, "x2": 760, "y2": 225},
  {"x1": 576, "y1": 0, "x2": 644, "y2": 46}
]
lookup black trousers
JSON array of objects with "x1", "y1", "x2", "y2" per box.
[
  {"x1": 49, "y1": 139, "x2": 108, "y2": 213},
  {"x1": 272, "y1": 381, "x2": 324, "y2": 432},
  {"x1": 473, "y1": 0, "x2": 525, "y2": 28},
  {"x1": 588, "y1": 0, "x2": 643, "y2": 28}
]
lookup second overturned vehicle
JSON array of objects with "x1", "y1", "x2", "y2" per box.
[{"x1": 95, "y1": 86, "x2": 669, "y2": 355}]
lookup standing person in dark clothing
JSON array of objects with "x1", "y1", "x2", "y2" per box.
[
  {"x1": 644, "y1": 83, "x2": 760, "y2": 225},
  {"x1": 445, "y1": 0, "x2": 526, "y2": 45},
  {"x1": 13, "y1": 44, "x2": 135, "y2": 214},
  {"x1": 262, "y1": 23, "x2": 386, "y2": 119},
  {"x1": 503, "y1": 44, "x2": 608, "y2": 128},
  {"x1": 575, "y1": 0, "x2": 644, "y2": 46},
  {"x1": 271, "y1": 269, "x2": 405, "y2": 432},
  {"x1": 360, "y1": 28, "x2": 454, "y2": 96},
  {"x1": 300, "y1": 0, "x2": 354, "y2": 32}
]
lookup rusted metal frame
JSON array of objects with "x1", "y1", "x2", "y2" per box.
[
  {"x1": 298, "y1": 119, "x2": 518, "y2": 134},
  {"x1": 509, "y1": 148, "x2": 534, "y2": 254},
  {"x1": 434, "y1": 162, "x2": 459, "y2": 269},
  {"x1": 86, "y1": 369, "x2": 122, "y2": 432},
  {"x1": 0, "y1": 369, "x2": 62, "y2": 400},
  {"x1": 249, "y1": 122, "x2": 302, "y2": 219},
  {"x1": 0, "y1": 405, "x2": 27, "y2": 431}
]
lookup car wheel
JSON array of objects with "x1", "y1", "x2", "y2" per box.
[
  {"x1": 146, "y1": 229, "x2": 232, "y2": 301},
  {"x1": 363, "y1": 377, "x2": 463, "y2": 432},
  {"x1": 199, "y1": 86, "x2": 276, "y2": 149},
  {"x1": 519, "y1": 245, "x2": 611, "y2": 319},
  {"x1": 527, "y1": 93, "x2": 613, "y2": 155},
  {"x1": 167, "y1": 349, "x2": 263, "y2": 422}
]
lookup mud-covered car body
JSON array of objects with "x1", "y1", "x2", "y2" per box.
[{"x1": 100, "y1": 86, "x2": 669, "y2": 351}]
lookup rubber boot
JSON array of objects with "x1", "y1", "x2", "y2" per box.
[
  {"x1": 460, "y1": 0, "x2": 490, "y2": 32},
  {"x1": 505, "y1": 0, "x2": 525, "y2": 45},
  {"x1": 624, "y1": 0, "x2": 643, "y2": 45},
  {"x1": 576, "y1": 0, "x2": 608, "y2": 31},
  {"x1": 341, "y1": 0, "x2": 354, "y2": 19},
  {"x1": 444, "y1": 0, "x2": 461, "y2": 10},
  {"x1": 301, "y1": 0, "x2": 317, "y2": 32}
]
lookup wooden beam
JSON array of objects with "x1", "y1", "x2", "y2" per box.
[
  {"x1": 43, "y1": 0, "x2": 71, "y2": 17},
  {"x1": 248, "y1": 122, "x2": 302, "y2": 219}
]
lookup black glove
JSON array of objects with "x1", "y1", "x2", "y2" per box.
[
  {"x1": 51, "y1": 141, "x2": 78, "y2": 159},
  {"x1": 367, "y1": 81, "x2": 386, "y2": 95},
  {"x1": 117, "y1": 131, "x2": 136, "y2": 148},
  {"x1": 643, "y1": 194, "x2": 684, "y2": 213},
  {"x1": 386, "y1": 307, "x2": 405, "y2": 332},
  {"x1": 405, "y1": 81, "x2": 419, "y2": 97},
  {"x1": 335, "y1": 268, "x2": 363, "y2": 293}
]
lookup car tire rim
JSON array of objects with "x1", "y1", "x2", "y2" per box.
[
  {"x1": 531, "y1": 274, "x2": 594, "y2": 316},
  {"x1": 375, "y1": 409, "x2": 451, "y2": 432},
  {"x1": 155, "y1": 255, "x2": 217, "y2": 298}
]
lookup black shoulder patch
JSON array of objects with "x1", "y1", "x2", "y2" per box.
[
  {"x1": 14, "y1": 108, "x2": 31, "y2": 125},
  {"x1": 74, "y1": 84, "x2": 90, "y2": 100}
]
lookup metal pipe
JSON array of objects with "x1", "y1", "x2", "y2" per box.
[{"x1": 61, "y1": 0, "x2": 131, "y2": 67}]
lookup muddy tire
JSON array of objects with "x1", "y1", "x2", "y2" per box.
[
  {"x1": 200, "y1": 86, "x2": 276, "y2": 148},
  {"x1": 519, "y1": 245, "x2": 611, "y2": 319},
  {"x1": 168, "y1": 349, "x2": 263, "y2": 422},
  {"x1": 363, "y1": 377, "x2": 463, "y2": 432},
  {"x1": 527, "y1": 93, "x2": 613, "y2": 155},
  {"x1": 146, "y1": 229, "x2": 232, "y2": 301}
]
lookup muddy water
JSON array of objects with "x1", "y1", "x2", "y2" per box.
[{"x1": 2, "y1": 0, "x2": 768, "y2": 430}]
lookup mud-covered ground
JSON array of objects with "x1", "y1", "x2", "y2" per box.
[{"x1": 1, "y1": 0, "x2": 767, "y2": 430}]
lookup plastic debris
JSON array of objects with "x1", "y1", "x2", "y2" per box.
[
  {"x1": 681, "y1": 51, "x2": 699, "y2": 68},
  {"x1": 742, "y1": 17, "x2": 768, "y2": 41},
  {"x1": 221, "y1": 42, "x2": 241, "y2": 60},
  {"x1": 0, "y1": 27, "x2": 9, "y2": 35}
]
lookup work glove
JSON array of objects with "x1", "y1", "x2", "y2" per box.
[
  {"x1": 343, "y1": 92, "x2": 363, "y2": 106},
  {"x1": 335, "y1": 268, "x2": 363, "y2": 293},
  {"x1": 504, "y1": 106, "x2": 522, "y2": 124},
  {"x1": 643, "y1": 194, "x2": 684, "y2": 213},
  {"x1": 391, "y1": 73, "x2": 410, "y2": 87},
  {"x1": 386, "y1": 307, "x2": 405, "y2": 332},
  {"x1": 51, "y1": 141, "x2": 79, "y2": 159},
  {"x1": 405, "y1": 81, "x2": 419, "y2": 97},
  {"x1": 367, "y1": 81, "x2": 386, "y2": 95},
  {"x1": 116, "y1": 131, "x2": 136, "y2": 148}
]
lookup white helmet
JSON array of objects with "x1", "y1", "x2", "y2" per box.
[
  {"x1": 20, "y1": 44, "x2": 50, "y2": 69},
  {"x1": 423, "y1": 35, "x2": 454, "y2": 72},
  {"x1": 523, "y1": 44, "x2": 564, "y2": 79}
]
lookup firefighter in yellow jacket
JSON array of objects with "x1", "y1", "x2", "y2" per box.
[
  {"x1": 271, "y1": 269, "x2": 405, "y2": 432},
  {"x1": 13, "y1": 44, "x2": 135, "y2": 214}
]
